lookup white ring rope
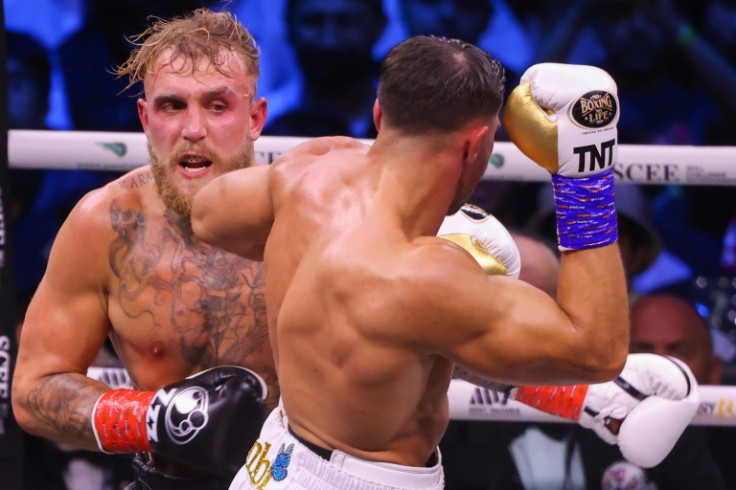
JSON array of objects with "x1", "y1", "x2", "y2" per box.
[
  {"x1": 85, "y1": 366, "x2": 736, "y2": 427},
  {"x1": 9, "y1": 129, "x2": 736, "y2": 186}
]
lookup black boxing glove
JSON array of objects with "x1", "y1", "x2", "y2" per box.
[{"x1": 93, "y1": 365, "x2": 267, "y2": 475}]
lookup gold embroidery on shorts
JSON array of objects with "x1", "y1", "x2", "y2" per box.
[{"x1": 246, "y1": 441, "x2": 273, "y2": 488}]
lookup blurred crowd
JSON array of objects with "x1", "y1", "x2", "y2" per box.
[{"x1": 5, "y1": 0, "x2": 736, "y2": 488}]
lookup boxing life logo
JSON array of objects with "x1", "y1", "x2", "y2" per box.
[{"x1": 570, "y1": 90, "x2": 618, "y2": 173}]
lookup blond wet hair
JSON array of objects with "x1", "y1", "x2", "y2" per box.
[{"x1": 115, "y1": 8, "x2": 260, "y2": 95}]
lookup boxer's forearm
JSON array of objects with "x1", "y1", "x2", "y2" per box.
[
  {"x1": 557, "y1": 244, "x2": 630, "y2": 377},
  {"x1": 14, "y1": 373, "x2": 106, "y2": 451}
]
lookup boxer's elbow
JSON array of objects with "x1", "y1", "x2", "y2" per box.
[
  {"x1": 11, "y1": 379, "x2": 41, "y2": 435},
  {"x1": 567, "y1": 314, "x2": 629, "y2": 383},
  {"x1": 577, "y1": 341, "x2": 628, "y2": 383}
]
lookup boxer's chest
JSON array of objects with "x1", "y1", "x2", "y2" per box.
[{"x1": 106, "y1": 213, "x2": 269, "y2": 369}]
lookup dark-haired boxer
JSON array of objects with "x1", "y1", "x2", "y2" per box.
[{"x1": 192, "y1": 38, "x2": 696, "y2": 489}]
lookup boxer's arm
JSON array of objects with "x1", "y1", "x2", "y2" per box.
[
  {"x1": 411, "y1": 243, "x2": 622, "y2": 385},
  {"x1": 454, "y1": 354, "x2": 699, "y2": 468},
  {"x1": 441, "y1": 209, "x2": 697, "y2": 467},
  {"x1": 494, "y1": 63, "x2": 628, "y2": 382},
  {"x1": 12, "y1": 190, "x2": 114, "y2": 451},
  {"x1": 420, "y1": 204, "x2": 624, "y2": 385},
  {"x1": 192, "y1": 164, "x2": 273, "y2": 260}
]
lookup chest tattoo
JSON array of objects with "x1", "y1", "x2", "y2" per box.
[{"x1": 108, "y1": 200, "x2": 268, "y2": 365}]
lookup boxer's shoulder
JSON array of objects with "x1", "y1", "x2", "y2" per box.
[
  {"x1": 68, "y1": 166, "x2": 153, "y2": 225},
  {"x1": 275, "y1": 136, "x2": 367, "y2": 166}
]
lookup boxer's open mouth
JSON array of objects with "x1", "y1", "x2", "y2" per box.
[{"x1": 179, "y1": 155, "x2": 212, "y2": 173}]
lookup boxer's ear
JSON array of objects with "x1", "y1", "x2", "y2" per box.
[
  {"x1": 373, "y1": 99, "x2": 382, "y2": 132},
  {"x1": 464, "y1": 125, "x2": 489, "y2": 164},
  {"x1": 248, "y1": 97, "x2": 268, "y2": 141},
  {"x1": 137, "y1": 98, "x2": 149, "y2": 133}
]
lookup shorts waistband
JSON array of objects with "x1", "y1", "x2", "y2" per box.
[
  {"x1": 285, "y1": 426, "x2": 442, "y2": 488},
  {"x1": 328, "y1": 448, "x2": 442, "y2": 488},
  {"x1": 287, "y1": 425, "x2": 439, "y2": 468},
  {"x1": 287, "y1": 425, "x2": 334, "y2": 461}
]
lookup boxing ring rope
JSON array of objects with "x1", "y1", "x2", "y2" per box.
[
  {"x1": 9, "y1": 129, "x2": 736, "y2": 186},
  {"x1": 12, "y1": 128, "x2": 736, "y2": 427}
]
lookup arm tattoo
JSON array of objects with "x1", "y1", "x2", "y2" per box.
[
  {"x1": 453, "y1": 365, "x2": 514, "y2": 394},
  {"x1": 24, "y1": 374, "x2": 103, "y2": 442}
]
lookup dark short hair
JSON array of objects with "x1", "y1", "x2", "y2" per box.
[{"x1": 377, "y1": 35, "x2": 505, "y2": 134}]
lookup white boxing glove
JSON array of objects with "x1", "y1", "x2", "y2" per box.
[
  {"x1": 503, "y1": 63, "x2": 619, "y2": 177},
  {"x1": 504, "y1": 63, "x2": 620, "y2": 251},
  {"x1": 579, "y1": 353, "x2": 699, "y2": 468},
  {"x1": 438, "y1": 204, "x2": 521, "y2": 279},
  {"x1": 512, "y1": 353, "x2": 698, "y2": 468}
]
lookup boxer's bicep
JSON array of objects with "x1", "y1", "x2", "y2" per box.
[{"x1": 440, "y1": 273, "x2": 617, "y2": 386}]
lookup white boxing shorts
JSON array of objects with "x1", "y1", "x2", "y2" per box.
[{"x1": 229, "y1": 401, "x2": 445, "y2": 490}]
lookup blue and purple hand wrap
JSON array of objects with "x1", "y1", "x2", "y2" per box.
[{"x1": 552, "y1": 168, "x2": 617, "y2": 251}]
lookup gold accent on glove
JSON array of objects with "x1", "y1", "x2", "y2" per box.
[
  {"x1": 441, "y1": 233, "x2": 508, "y2": 276},
  {"x1": 503, "y1": 82, "x2": 558, "y2": 173}
]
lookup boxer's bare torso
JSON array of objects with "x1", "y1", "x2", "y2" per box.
[
  {"x1": 103, "y1": 168, "x2": 275, "y2": 395},
  {"x1": 265, "y1": 137, "x2": 479, "y2": 466},
  {"x1": 16, "y1": 166, "x2": 277, "y2": 449}
]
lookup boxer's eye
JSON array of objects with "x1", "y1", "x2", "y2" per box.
[{"x1": 210, "y1": 102, "x2": 227, "y2": 112}]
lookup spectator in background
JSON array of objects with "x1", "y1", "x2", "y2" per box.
[
  {"x1": 398, "y1": 0, "x2": 494, "y2": 45},
  {"x1": 630, "y1": 294, "x2": 722, "y2": 388},
  {"x1": 583, "y1": 0, "x2": 725, "y2": 145},
  {"x1": 263, "y1": 0, "x2": 386, "y2": 138},
  {"x1": 6, "y1": 31, "x2": 50, "y2": 131},
  {"x1": 505, "y1": 0, "x2": 606, "y2": 67},
  {"x1": 6, "y1": 30, "x2": 48, "y2": 253},
  {"x1": 704, "y1": 0, "x2": 736, "y2": 303},
  {"x1": 703, "y1": 0, "x2": 736, "y2": 61},
  {"x1": 6, "y1": 30, "x2": 107, "y2": 305}
]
